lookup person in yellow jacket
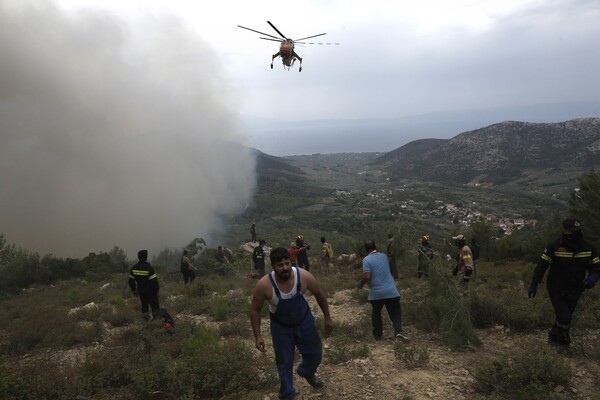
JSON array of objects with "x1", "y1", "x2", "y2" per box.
[
  {"x1": 451, "y1": 234, "x2": 474, "y2": 289},
  {"x1": 320, "y1": 236, "x2": 335, "y2": 267}
]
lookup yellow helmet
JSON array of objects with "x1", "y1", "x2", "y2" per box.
[{"x1": 421, "y1": 235, "x2": 430, "y2": 242}]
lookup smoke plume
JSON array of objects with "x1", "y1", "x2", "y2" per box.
[{"x1": 0, "y1": 1, "x2": 256, "y2": 257}]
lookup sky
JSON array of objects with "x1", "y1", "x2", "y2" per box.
[
  {"x1": 1, "y1": 0, "x2": 599, "y2": 256},
  {"x1": 51, "y1": 0, "x2": 600, "y2": 121}
]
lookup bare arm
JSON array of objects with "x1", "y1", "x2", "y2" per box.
[
  {"x1": 250, "y1": 278, "x2": 268, "y2": 352},
  {"x1": 360, "y1": 271, "x2": 372, "y2": 283},
  {"x1": 302, "y1": 269, "x2": 334, "y2": 335}
]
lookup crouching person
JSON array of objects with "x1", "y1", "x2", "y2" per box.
[{"x1": 250, "y1": 247, "x2": 334, "y2": 400}]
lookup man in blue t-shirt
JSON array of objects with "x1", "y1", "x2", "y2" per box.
[{"x1": 358, "y1": 239, "x2": 409, "y2": 341}]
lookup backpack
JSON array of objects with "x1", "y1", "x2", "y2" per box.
[{"x1": 325, "y1": 243, "x2": 334, "y2": 259}]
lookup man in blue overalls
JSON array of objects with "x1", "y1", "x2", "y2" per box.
[{"x1": 250, "y1": 247, "x2": 334, "y2": 399}]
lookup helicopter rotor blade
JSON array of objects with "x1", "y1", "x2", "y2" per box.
[
  {"x1": 267, "y1": 21, "x2": 288, "y2": 40},
  {"x1": 294, "y1": 33, "x2": 328, "y2": 41},
  {"x1": 295, "y1": 41, "x2": 341, "y2": 45},
  {"x1": 260, "y1": 37, "x2": 284, "y2": 43},
  {"x1": 238, "y1": 25, "x2": 281, "y2": 40}
]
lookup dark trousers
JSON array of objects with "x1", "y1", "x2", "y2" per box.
[
  {"x1": 255, "y1": 262, "x2": 265, "y2": 278},
  {"x1": 547, "y1": 286, "x2": 580, "y2": 345},
  {"x1": 139, "y1": 291, "x2": 160, "y2": 317},
  {"x1": 370, "y1": 296, "x2": 402, "y2": 339},
  {"x1": 270, "y1": 313, "x2": 322, "y2": 399},
  {"x1": 182, "y1": 269, "x2": 196, "y2": 284},
  {"x1": 297, "y1": 255, "x2": 310, "y2": 271}
]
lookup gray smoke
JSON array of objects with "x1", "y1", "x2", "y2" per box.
[{"x1": 0, "y1": 1, "x2": 256, "y2": 257}]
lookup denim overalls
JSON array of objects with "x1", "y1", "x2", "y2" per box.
[{"x1": 269, "y1": 268, "x2": 323, "y2": 399}]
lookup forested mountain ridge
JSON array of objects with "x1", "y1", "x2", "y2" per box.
[{"x1": 374, "y1": 118, "x2": 600, "y2": 184}]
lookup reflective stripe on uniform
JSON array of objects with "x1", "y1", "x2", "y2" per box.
[
  {"x1": 541, "y1": 254, "x2": 552, "y2": 263},
  {"x1": 149, "y1": 274, "x2": 157, "y2": 280},
  {"x1": 132, "y1": 269, "x2": 150, "y2": 276},
  {"x1": 554, "y1": 251, "x2": 592, "y2": 258}
]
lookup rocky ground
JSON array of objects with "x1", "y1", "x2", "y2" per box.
[{"x1": 251, "y1": 289, "x2": 599, "y2": 400}]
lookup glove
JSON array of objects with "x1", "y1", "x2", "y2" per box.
[
  {"x1": 464, "y1": 268, "x2": 473, "y2": 277},
  {"x1": 452, "y1": 265, "x2": 459, "y2": 276},
  {"x1": 583, "y1": 274, "x2": 598, "y2": 289},
  {"x1": 527, "y1": 282, "x2": 538, "y2": 298},
  {"x1": 356, "y1": 280, "x2": 364, "y2": 289}
]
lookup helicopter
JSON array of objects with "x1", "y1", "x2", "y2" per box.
[{"x1": 237, "y1": 21, "x2": 339, "y2": 72}]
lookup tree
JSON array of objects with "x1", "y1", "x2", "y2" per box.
[
  {"x1": 569, "y1": 169, "x2": 600, "y2": 248},
  {"x1": 467, "y1": 218, "x2": 497, "y2": 261}
]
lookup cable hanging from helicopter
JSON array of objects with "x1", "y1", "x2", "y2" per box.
[{"x1": 237, "y1": 21, "x2": 340, "y2": 72}]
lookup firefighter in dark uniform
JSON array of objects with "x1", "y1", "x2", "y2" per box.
[
  {"x1": 253, "y1": 239, "x2": 267, "y2": 278},
  {"x1": 528, "y1": 218, "x2": 600, "y2": 348},
  {"x1": 128, "y1": 249, "x2": 161, "y2": 321}
]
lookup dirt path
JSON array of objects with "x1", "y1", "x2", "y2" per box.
[{"x1": 251, "y1": 289, "x2": 598, "y2": 400}]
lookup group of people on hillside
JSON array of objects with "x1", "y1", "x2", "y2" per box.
[{"x1": 126, "y1": 217, "x2": 599, "y2": 399}]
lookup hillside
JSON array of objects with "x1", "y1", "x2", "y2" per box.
[
  {"x1": 2, "y1": 259, "x2": 600, "y2": 400},
  {"x1": 374, "y1": 118, "x2": 600, "y2": 184}
]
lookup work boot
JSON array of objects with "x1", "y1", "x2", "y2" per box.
[{"x1": 297, "y1": 371, "x2": 323, "y2": 388}]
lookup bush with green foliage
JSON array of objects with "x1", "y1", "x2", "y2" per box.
[
  {"x1": 473, "y1": 340, "x2": 572, "y2": 399},
  {"x1": 394, "y1": 343, "x2": 429, "y2": 369},
  {"x1": 569, "y1": 169, "x2": 600, "y2": 248}
]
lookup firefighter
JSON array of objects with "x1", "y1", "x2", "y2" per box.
[
  {"x1": 253, "y1": 239, "x2": 267, "y2": 278},
  {"x1": 295, "y1": 235, "x2": 311, "y2": 271},
  {"x1": 417, "y1": 235, "x2": 434, "y2": 278},
  {"x1": 452, "y1": 234, "x2": 474, "y2": 289},
  {"x1": 528, "y1": 218, "x2": 600, "y2": 348},
  {"x1": 128, "y1": 249, "x2": 160, "y2": 321}
]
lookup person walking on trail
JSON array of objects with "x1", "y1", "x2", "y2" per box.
[
  {"x1": 128, "y1": 250, "x2": 160, "y2": 321},
  {"x1": 451, "y1": 234, "x2": 474, "y2": 289},
  {"x1": 295, "y1": 235, "x2": 311, "y2": 271},
  {"x1": 470, "y1": 238, "x2": 480, "y2": 275},
  {"x1": 320, "y1": 236, "x2": 335, "y2": 268},
  {"x1": 250, "y1": 247, "x2": 334, "y2": 400},
  {"x1": 417, "y1": 235, "x2": 434, "y2": 278},
  {"x1": 180, "y1": 250, "x2": 197, "y2": 292},
  {"x1": 357, "y1": 240, "x2": 409, "y2": 341},
  {"x1": 252, "y1": 239, "x2": 267, "y2": 278},
  {"x1": 528, "y1": 218, "x2": 600, "y2": 349},
  {"x1": 250, "y1": 223, "x2": 257, "y2": 243}
]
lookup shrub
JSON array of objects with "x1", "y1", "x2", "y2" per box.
[
  {"x1": 211, "y1": 297, "x2": 230, "y2": 321},
  {"x1": 324, "y1": 314, "x2": 371, "y2": 341},
  {"x1": 177, "y1": 339, "x2": 259, "y2": 397},
  {"x1": 219, "y1": 318, "x2": 250, "y2": 337},
  {"x1": 77, "y1": 348, "x2": 134, "y2": 393},
  {"x1": 0, "y1": 366, "x2": 33, "y2": 400},
  {"x1": 326, "y1": 336, "x2": 370, "y2": 365},
  {"x1": 394, "y1": 343, "x2": 429, "y2": 369},
  {"x1": 467, "y1": 284, "x2": 553, "y2": 332},
  {"x1": 182, "y1": 324, "x2": 219, "y2": 353},
  {"x1": 473, "y1": 340, "x2": 572, "y2": 399}
]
